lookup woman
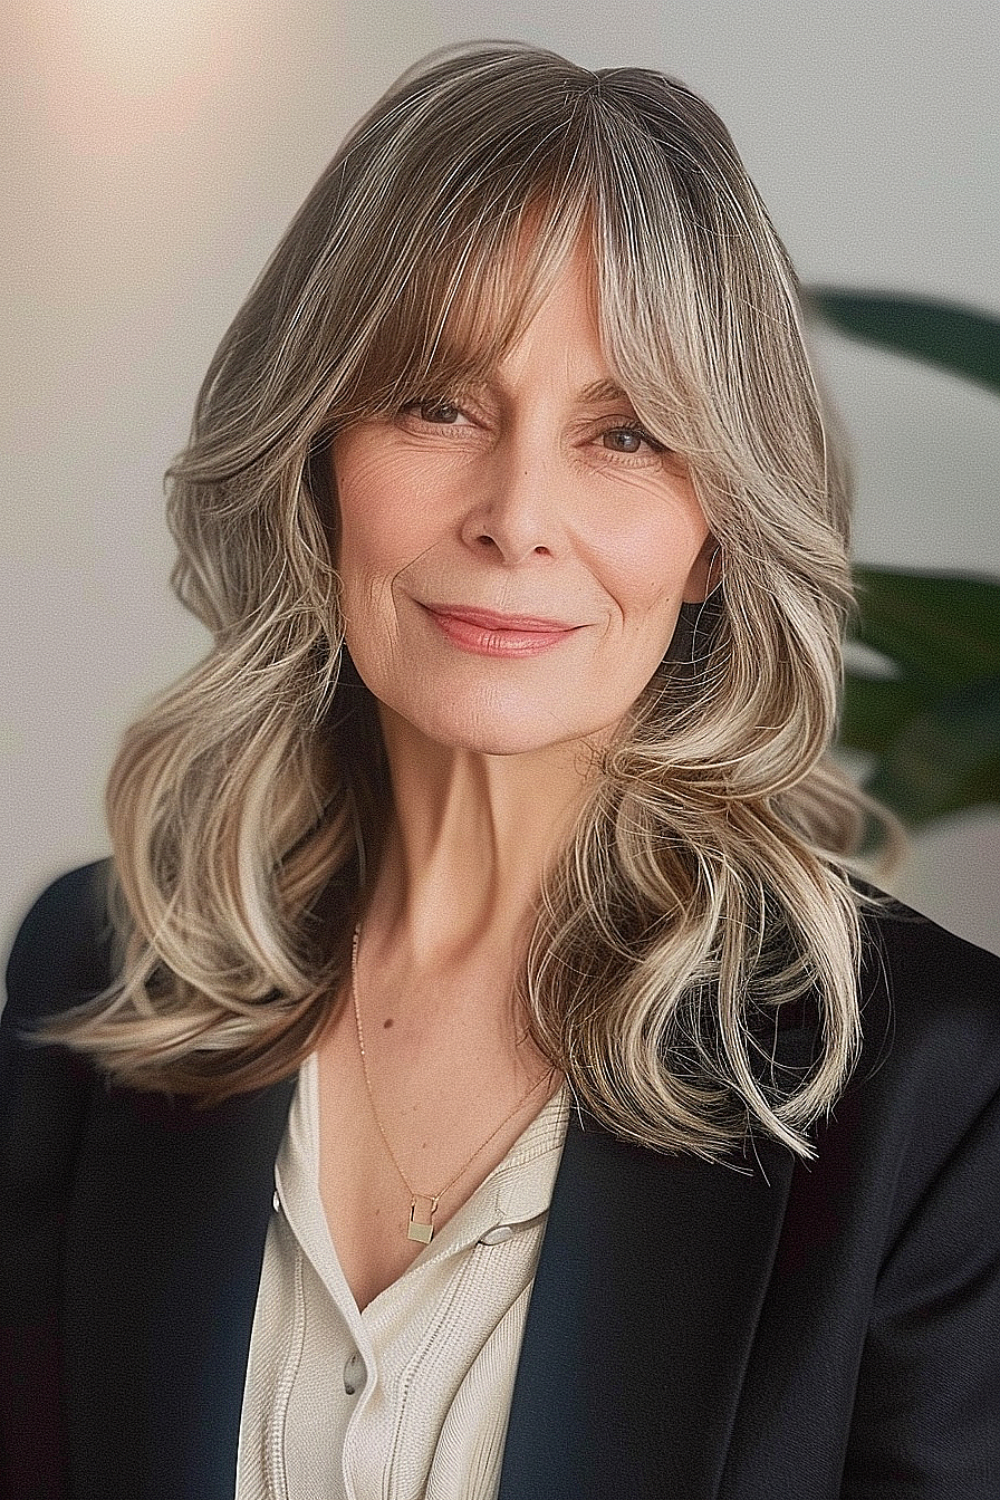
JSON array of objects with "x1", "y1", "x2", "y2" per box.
[{"x1": 3, "y1": 40, "x2": 999, "y2": 1500}]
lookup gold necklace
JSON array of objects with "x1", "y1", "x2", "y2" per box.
[{"x1": 350, "y1": 922, "x2": 555, "y2": 1243}]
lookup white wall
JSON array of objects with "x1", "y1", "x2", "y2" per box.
[{"x1": 4, "y1": 0, "x2": 998, "y2": 956}]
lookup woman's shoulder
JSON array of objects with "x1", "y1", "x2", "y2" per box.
[
  {"x1": 3, "y1": 858, "x2": 117, "y2": 1027},
  {"x1": 849, "y1": 881, "x2": 1000, "y2": 1120},
  {"x1": 856, "y1": 883, "x2": 1000, "y2": 1022}
]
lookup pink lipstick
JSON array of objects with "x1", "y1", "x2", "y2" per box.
[{"x1": 422, "y1": 604, "x2": 579, "y2": 658}]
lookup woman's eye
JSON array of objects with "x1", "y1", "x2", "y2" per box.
[
  {"x1": 601, "y1": 425, "x2": 662, "y2": 455},
  {"x1": 403, "y1": 399, "x2": 464, "y2": 424}
]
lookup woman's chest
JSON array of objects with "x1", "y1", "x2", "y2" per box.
[{"x1": 313, "y1": 1007, "x2": 560, "y2": 1311}]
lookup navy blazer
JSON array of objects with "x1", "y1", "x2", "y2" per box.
[{"x1": 2, "y1": 860, "x2": 999, "y2": 1499}]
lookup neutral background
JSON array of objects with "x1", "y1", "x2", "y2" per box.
[{"x1": 4, "y1": 0, "x2": 998, "y2": 961}]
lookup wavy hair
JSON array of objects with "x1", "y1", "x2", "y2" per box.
[{"x1": 37, "y1": 41, "x2": 893, "y2": 1160}]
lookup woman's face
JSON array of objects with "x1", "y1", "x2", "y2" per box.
[{"x1": 330, "y1": 242, "x2": 714, "y2": 757}]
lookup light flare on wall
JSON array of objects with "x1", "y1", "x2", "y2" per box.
[{"x1": 27, "y1": 0, "x2": 268, "y2": 146}]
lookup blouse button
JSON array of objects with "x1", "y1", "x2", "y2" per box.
[
  {"x1": 272, "y1": 1190, "x2": 281, "y2": 1213},
  {"x1": 343, "y1": 1351, "x2": 365, "y2": 1395},
  {"x1": 479, "y1": 1224, "x2": 515, "y2": 1244}
]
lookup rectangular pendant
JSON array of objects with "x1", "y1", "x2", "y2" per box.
[{"x1": 408, "y1": 1196, "x2": 436, "y2": 1244}]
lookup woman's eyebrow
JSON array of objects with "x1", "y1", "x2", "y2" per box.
[{"x1": 575, "y1": 378, "x2": 633, "y2": 405}]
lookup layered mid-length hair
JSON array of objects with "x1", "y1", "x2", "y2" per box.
[{"x1": 38, "y1": 41, "x2": 890, "y2": 1161}]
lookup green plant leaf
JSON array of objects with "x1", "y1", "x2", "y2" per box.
[
  {"x1": 865, "y1": 672, "x2": 1000, "y2": 824},
  {"x1": 840, "y1": 672, "x2": 937, "y2": 755},
  {"x1": 807, "y1": 290, "x2": 1000, "y2": 395},
  {"x1": 850, "y1": 567, "x2": 1000, "y2": 689},
  {"x1": 810, "y1": 285, "x2": 1000, "y2": 826}
]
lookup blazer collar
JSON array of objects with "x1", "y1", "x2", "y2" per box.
[{"x1": 65, "y1": 1019, "x2": 810, "y2": 1500}]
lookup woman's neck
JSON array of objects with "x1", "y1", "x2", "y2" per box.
[{"x1": 367, "y1": 702, "x2": 600, "y2": 977}]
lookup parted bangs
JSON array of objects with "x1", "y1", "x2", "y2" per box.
[
  {"x1": 336, "y1": 183, "x2": 594, "y2": 423},
  {"x1": 315, "y1": 62, "x2": 766, "y2": 490}
]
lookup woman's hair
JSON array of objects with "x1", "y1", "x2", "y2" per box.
[{"x1": 37, "y1": 41, "x2": 893, "y2": 1160}]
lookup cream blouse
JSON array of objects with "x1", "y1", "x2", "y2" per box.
[{"x1": 236, "y1": 1051, "x2": 572, "y2": 1500}]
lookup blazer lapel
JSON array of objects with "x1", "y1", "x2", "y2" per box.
[
  {"x1": 497, "y1": 1019, "x2": 814, "y2": 1500},
  {"x1": 64, "y1": 1073, "x2": 297, "y2": 1500}
]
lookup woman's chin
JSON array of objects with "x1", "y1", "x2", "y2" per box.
[{"x1": 377, "y1": 696, "x2": 606, "y2": 760}]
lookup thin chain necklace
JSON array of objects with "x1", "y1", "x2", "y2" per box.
[{"x1": 350, "y1": 922, "x2": 555, "y2": 1244}]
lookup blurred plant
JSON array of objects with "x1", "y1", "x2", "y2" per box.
[{"x1": 807, "y1": 291, "x2": 1000, "y2": 826}]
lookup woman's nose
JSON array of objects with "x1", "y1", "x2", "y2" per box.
[{"x1": 458, "y1": 443, "x2": 563, "y2": 564}]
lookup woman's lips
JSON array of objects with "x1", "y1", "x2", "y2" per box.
[{"x1": 422, "y1": 604, "x2": 580, "y2": 657}]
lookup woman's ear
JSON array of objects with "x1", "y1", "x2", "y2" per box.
[{"x1": 681, "y1": 536, "x2": 722, "y2": 604}]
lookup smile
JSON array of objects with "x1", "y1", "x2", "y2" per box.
[{"x1": 421, "y1": 605, "x2": 580, "y2": 658}]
